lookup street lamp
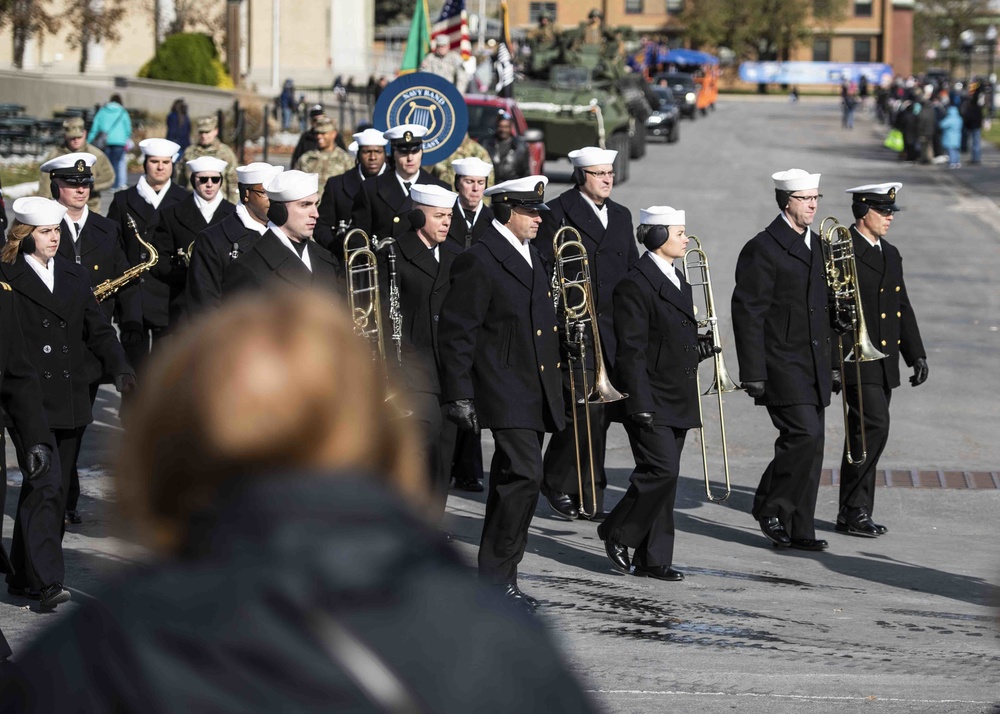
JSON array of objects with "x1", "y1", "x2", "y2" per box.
[
  {"x1": 940, "y1": 36, "x2": 951, "y2": 75},
  {"x1": 986, "y1": 24, "x2": 997, "y2": 117},
  {"x1": 960, "y1": 29, "x2": 976, "y2": 84}
]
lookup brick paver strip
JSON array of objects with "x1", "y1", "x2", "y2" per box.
[{"x1": 819, "y1": 468, "x2": 999, "y2": 489}]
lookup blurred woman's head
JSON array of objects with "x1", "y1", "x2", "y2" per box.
[{"x1": 117, "y1": 289, "x2": 425, "y2": 553}]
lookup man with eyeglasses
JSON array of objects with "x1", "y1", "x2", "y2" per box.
[
  {"x1": 176, "y1": 116, "x2": 239, "y2": 204},
  {"x1": 152, "y1": 156, "x2": 236, "y2": 328},
  {"x1": 731, "y1": 169, "x2": 836, "y2": 552},
  {"x1": 185, "y1": 163, "x2": 284, "y2": 314},
  {"x1": 835, "y1": 183, "x2": 927, "y2": 539},
  {"x1": 481, "y1": 113, "x2": 529, "y2": 184},
  {"x1": 351, "y1": 124, "x2": 448, "y2": 241},
  {"x1": 533, "y1": 146, "x2": 637, "y2": 522}
]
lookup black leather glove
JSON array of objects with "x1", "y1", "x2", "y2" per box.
[
  {"x1": 909, "y1": 357, "x2": 928, "y2": 387},
  {"x1": 25, "y1": 443, "x2": 52, "y2": 480},
  {"x1": 629, "y1": 412, "x2": 655, "y2": 432},
  {"x1": 831, "y1": 369, "x2": 842, "y2": 395},
  {"x1": 742, "y1": 380, "x2": 766, "y2": 399},
  {"x1": 560, "y1": 324, "x2": 591, "y2": 362},
  {"x1": 115, "y1": 373, "x2": 137, "y2": 394},
  {"x1": 830, "y1": 306, "x2": 853, "y2": 336},
  {"x1": 697, "y1": 331, "x2": 721, "y2": 362},
  {"x1": 446, "y1": 399, "x2": 480, "y2": 435}
]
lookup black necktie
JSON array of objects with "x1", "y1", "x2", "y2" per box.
[
  {"x1": 464, "y1": 208, "x2": 475, "y2": 226},
  {"x1": 290, "y1": 240, "x2": 307, "y2": 257},
  {"x1": 73, "y1": 223, "x2": 82, "y2": 264},
  {"x1": 403, "y1": 181, "x2": 411, "y2": 195}
]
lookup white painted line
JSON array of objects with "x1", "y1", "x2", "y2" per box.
[{"x1": 587, "y1": 690, "x2": 993, "y2": 705}]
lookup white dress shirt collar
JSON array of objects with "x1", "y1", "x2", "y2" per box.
[
  {"x1": 458, "y1": 198, "x2": 483, "y2": 227},
  {"x1": 493, "y1": 219, "x2": 532, "y2": 267},
  {"x1": 854, "y1": 225, "x2": 882, "y2": 250},
  {"x1": 25, "y1": 254, "x2": 55, "y2": 293},
  {"x1": 647, "y1": 250, "x2": 681, "y2": 289},
  {"x1": 235, "y1": 203, "x2": 268, "y2": 235},
  {"x1": 267, "y1": 222, "x2": 312, "y2": 272},
  {"x1": 396, "y1": 171, "x2": 418, "y2": 195},
  {"x1": 63, "y1": 206, "x2": 89, "y2": 243},
  {"x1": 780, "y1": 211, "x2": 811, "y2": 249},
  {"x1": 580, "y1": 191, "x2": 609, "y2": 229}
]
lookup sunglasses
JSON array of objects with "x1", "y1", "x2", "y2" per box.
[{"x1": 196, "y1": 175, "x2": 223, "y2": 185}]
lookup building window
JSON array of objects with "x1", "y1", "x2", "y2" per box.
[
  {"x1": 666, "y1": 0, "x2": 684, "y2": 16},
  {"x1": 854, "y1": 38, "x2": 872, "y2": 62},
  {"x1": 854, "y1": 0, "x2": 873, "y2": 17},
  {"x1": 626, "y1": 0, "x2": 644, "y2": 13},
  {"x1": 529, "y1": 2, "x2": 557, "y2": 22},
  {"x1": 813, "y1": 38, "x2": 831, "y2": 62}
]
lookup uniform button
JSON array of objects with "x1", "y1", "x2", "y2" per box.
[
  {"x1": 63, "y1": 370, "x2": 70, "y2": 378},
  {"x1": 598, "y1": 281, "x2": 603, "y2": 288},
  {"x1": 881, "y1": 340, "x2": 887, "y2": 346},
  {"x1": 93, "y1": 264, "x2": 99, "y2": 271},
  {"x1": 826, "y1": 337, "x2": 831, "y2": 343},
  {"x1": 881, "y1": 313, "x2": 886, "y2": 319},
  {"x1": 683, "y1": 345, "x2": 690, "y2": 351},
  {"x1": 897, "y1": 339, "x2": 901, "y2": 345},
  {"x1": 552, "y1": 326, "x2": 558, "y2": 333},
  {"x1": 540, "y1": 364, "x2": 545, "y2": 372},
  {"x1": 879, "y1": 288, "x2": 884, "y2": 293},
  {"x1": 547, "y1": 291, "x2": 552, "y2": 298},
  {"x1": 42, "y1": 319, "x2": 50, "y2": 327},
  {"x1": 43, "y1": 371, "x2": 51, "y2": 379},
  {"x1": 809, "y1": 308, "x2": 815, "y2": 314},
  {"x1": 617, "y1": 250, "x2": 622, "y2": 256},
  {"x1": 536, "y1": 329, "x2": 542, "y2": 336},
  {"x1": 393, "y1": 216, "x2": 400, "y2": 223},
  {"x1": 62, "y1": 346, "x2": 68, "y2": 353},
  {"x1": 896, "y1": 311, "x2": 901, "y2": 318},
  {"x1": 595, "y1": 250, "x2": 601, "y2": 257},
  {"x1": 895, "y1": 286, "x2": 900, "y2": 292},
  {"x1": 433, "y1": 315, "x2": 439, "y2": 322},
  {"x1": 811, "y1": 339, "x2": 818, "y2": 346},
  {"x1": 60, "y1": 321, "x2": 67, "y2": 328},
  {"x1": 42, "y1": 345, "x2": 51, "y2": 354},
  {"x1": 556, "y1": 362, "x2": 561, "y2": 369}
]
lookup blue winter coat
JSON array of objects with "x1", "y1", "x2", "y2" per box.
[
  {"x1": 939, "y1": 106, "x2": 963, "y2": 149},
  {"x1": 87, "y1": 101, "x2": 132, "y2": 147}
]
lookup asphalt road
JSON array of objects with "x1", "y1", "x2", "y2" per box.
[{"x1": 3, "y1": 96, "x2": 999, "y2": 713}]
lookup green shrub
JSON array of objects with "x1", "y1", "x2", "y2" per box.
[{"x1": 138, "y1": 33, "x2": 232, "y2": 88}]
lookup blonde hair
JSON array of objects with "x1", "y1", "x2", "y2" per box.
[
  {"x1": 116, "y1": 288, "x2": 425, "y2": 553},
  {"x1": 2, "y1": 221, "x2": 34, "y2": 264}
]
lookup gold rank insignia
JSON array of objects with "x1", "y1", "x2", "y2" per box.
[
  {"x1": 888, "y1": 187, "x2": 896, "y2": 200},
  {"x1": 403, "y1": 131, "x2": 413, "y2": 142},
  {"x1": 75, "y1": 159, "x2": 86, "y2": 172},
  {"x1": 535, "y1": 182, "x2": 544, "y2": 196}
]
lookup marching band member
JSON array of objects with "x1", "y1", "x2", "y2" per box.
[
  {"x1": 438, "y1": 176, "x2": 564, "y2": 612},
  {"x1": 222, "y1": 171, "x2": 340, "y2": 295},
  {"x1": 731, "y1": 169, "x2": 834, "y2": 552},
  {"x1": 318, "y1": 127, "x2": 388, "y2": 235},
  {"x1": 377, "y1": 184, "x2": 462, "y2": 520},
  {"x1": 1, "y1": 197, "x2": 134, "y2": 609},
  {"x1": 41, "y1": 152, "x2": 141, "y2": 524},
  {"x1": 185, "y1": 162, "x2": 284, "y2": 313},
  {"x1": 350, "y1": 125, "x2": 448, "y2": 240},
  {"x1": 535, "y1": 146, "x2": 637, "y2": 521},
  {"x1": 836, "y1": 183, "x2": 926, "y2": 537},
  {"x1": 598, "y1": 207, "x2": 715, "y2": 581}
]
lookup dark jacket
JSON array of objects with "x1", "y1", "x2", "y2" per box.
[
  {"x1": 318, "y1": 167, "x2": 365, "y2": 231},
  {"x1": 0, "y1": 255, "x2": 132, "y2": 429},
  {"x1": 533, "y1": 188, "x2": 638, "y2": 367},
  {"x1": 106, "y1": 182, "x2": 190, "y2": 328},
  {"x1": 152, "y1": 195, "x2": 236, "y2": 324},
  {"x1": 289, "y1": 128, "x2": 319, "y2": 168},
  {"x1": 447, "y1": 202, "x2": 494, "y2": 249},
  {"x1": 438, "y1": 225, "x2": 565, "y2": 432},
  {"x1": 731, "y1": 215, "x2": 833, "y2": 407},
  {"x1": 377, "y1": 232, "x2": 461, "y2": 395},
  {"x1": 843, "y1": 227, "x2": 924, "y2": 389},
  {"x1": 612, "y1": 253, "x2": 701, "y2": 428},
  {"x1": 221, "y1": 230, "x2": 340, "y2": 297},
  {"x1": 0, "y1": 474, "x2": 597, "y2": 713},
  {"x1": 184, "y1": 212, "x2": 265, "y2": 314},
  {"x1": 481, "y1": 134, "x2": 530, "y2": 183},
  {"x1": 351, "y1": 169, "x2": 448, "y2": 241}
]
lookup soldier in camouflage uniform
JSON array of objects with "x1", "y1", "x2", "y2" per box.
[
  {"x1": 36, "y1": 117, "x2": 115, "y2": 213},
  {"x1": 175, "y1": 115, "x2": 239, "y2": 204},
  {"x1": 429, "y1": 134, "x2": 494, "y2": 188},
  {"x1": 295, "y1": 117, "x2": 354, "y2": 187},
  {"x1": 420, "y1": 37, "x2": 468, "y2": 94}
]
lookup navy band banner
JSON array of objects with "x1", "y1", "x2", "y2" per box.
[
  {"x1": 739, "y1": 62, "x2": 893, "y2": 86},
  {"x1": 373, "y1": 72, "x2": 469, "y2": 165}
]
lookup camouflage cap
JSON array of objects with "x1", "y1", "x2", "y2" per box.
[
  {"x1": 314, "y1": 116, "x2": 337, "y2": 133},
  {"x1": 62, "y1": 116, "x2": 86, "y2": 138},
  {"x1": 197, "y1": 115, "x2": 218, "y2": 132}
]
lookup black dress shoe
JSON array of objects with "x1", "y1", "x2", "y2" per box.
[
  {"x1": 872, "y1": 521, "x2": 888, "y2": 535},
  {"x1": 7, "y1": 585, "x2": 41, "y2": 600},
  {"x1": 39, "y1": 583, "x2": 71, "y2": 609},
  {"x1": 789, "y1": 538, "x2": 829, "y2": 551},
  {"x1": 633, "y1": 565, "x2": 684, "y2": 581},
  {"x1": 453, "y1": 478, "x2": 485, "y2": 492},
  {"x1": 759, "y1": 516, "x2": 791, "y2": 547},
  {"x1": 542, "y1": 489, "x2": 579, "y2": 520},
  {"x1": 835, "y1": 507, "x2": 881, "y2": 538},
  {"x1": 602, "y1": 538, "x2": 631, "y2": 573},
  {"x1": 65, "y1": 510, "x2": 83, "y2": 525},
  {"x1": 496, "y1": 583, "x2": 537, "y2": 612}
]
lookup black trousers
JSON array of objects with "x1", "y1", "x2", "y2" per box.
[
  {"x1": 478, "y1": 428, "x2": 545, "y2": 585},
  {"x1": 449, "y1": 427, "x2": 483, "y2": 485},
  {"x1": 542, "y1": 364, "x2": 609, "y2": 512},
  {"x1": 599, "y1": 423, "x2": 687, "y2": 568},
  {"x1": 0, "y1": 625, "x2": 9, "y2": 660},
  {"x1": 752, "y1": 403, "x2": 825, "y2": 541},
  {"x1": 66, "y1": 382, "x2": 101, "y2": 513},
  {"x1": 839, "y1": 384, "x2": 892, "y2": 516},
  {"x1": 7, "y1": 427, "x2": 77, "y2": 591},
  {"x1": 409, "y1": 391, "x2": 448, "y2": 524}
]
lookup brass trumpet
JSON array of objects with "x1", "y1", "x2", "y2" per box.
[
  {"x1": 682, "y1": 236, "x2": 739, "y2": 503},
  {"x1": 552, "y1": 226, "x2": 627, "y2": 519},
  {"x1": 820, "y1": 217, "x2": 886, "y2": 465}
]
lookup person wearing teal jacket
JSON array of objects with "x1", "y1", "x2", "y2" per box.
[
  {"x1": 939, "y1": 103, "x2": 964, "y2": 169},
  {"x1": 88, "y1": 94, "x2": 133, "y2": 190}
]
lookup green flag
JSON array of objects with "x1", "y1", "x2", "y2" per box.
[{"x1": 400, "y1": 0, "x2": 431, "y2": 75}]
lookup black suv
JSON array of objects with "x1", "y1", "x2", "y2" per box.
[
  {"x1": 654, "y1": 72, "x2": 699, "y2": 119},
  {"x1": 646, "y1": 86, "x2": 680, "y2": 143}
]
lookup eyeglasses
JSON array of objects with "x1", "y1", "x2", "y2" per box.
[
  {"x1": 246, "y1": 188, "x2": 268, "y2": 197},
  {"x1": 788, "y1": 194, "x2": 822, "y2": 204},
  {"x1": 196, "y1": 175, "x2": 223, "y2": 185},
  {"x1": 583, "y1": 170, "x2": 615, "y2": 179}
]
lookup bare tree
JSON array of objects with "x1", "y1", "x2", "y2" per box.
[
  {"x1": 0, "y1": 0, "x2": 60, "y2": 68},
  {"x1": 915, "y1": 0, "x2": 991, "y2": 75},
  {"x1": 63, "y1": 0, "x2": 128, "y2": 73}
]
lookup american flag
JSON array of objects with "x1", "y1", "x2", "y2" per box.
[{"x1": 432, "y1": 0, "x2": 471, "y2": 60}]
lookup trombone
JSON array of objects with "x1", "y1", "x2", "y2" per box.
[
  {"x1": 820, "y1": 217, "x2": 886, "y2": 465},
  {"x1": 682, "y1": 236, "x2": 739, "y2": 503},
  {"x1": 552, "y1": 226, "x2": 627, "y2": 519}
]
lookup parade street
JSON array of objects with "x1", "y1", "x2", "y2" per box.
[{"x1": 4, "y1": 96, "x2": 1000, "y2": 713}]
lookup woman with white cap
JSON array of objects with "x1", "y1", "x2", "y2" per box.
[{"x1": 0, "y1": 197, "x2": 134, "y2": 609}]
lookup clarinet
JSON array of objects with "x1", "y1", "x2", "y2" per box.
[{"x1": 386, "y1": 239, "x2": 403, "y2": 366}]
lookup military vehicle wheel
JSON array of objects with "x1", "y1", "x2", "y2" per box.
[
  {"x1": 629, "y1": 122, "x2": 647, "y2": 160},
  {"x1": 610, "y1": 132, "x2": 629, "y2": 184},
  {"x1": 667, "y1": 122, "x2": 680, "y2": 144}
]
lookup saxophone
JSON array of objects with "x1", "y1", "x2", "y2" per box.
[{"x1": 94, "y1": 215, "x2": 159, "y2": 302}]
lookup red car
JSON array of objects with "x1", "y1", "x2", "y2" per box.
[{"x1": 465, "y1": 94, "x2": 545, "y2": 176}]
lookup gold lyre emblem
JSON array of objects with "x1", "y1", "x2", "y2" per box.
[
  {"x1": 404, "y1": 101, "x2": 438, "y2": 135},
  {"x1": 75, "y1": 159, "x2": 86, "y2": 172}
]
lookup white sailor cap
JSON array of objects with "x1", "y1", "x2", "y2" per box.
[
  {"x1": 452, "y1": 157, "x2": 493, "y2": 177},
  {"x1": 347, "y1": 141, "x2": 358, "y2": 160},
  {"x1": 845, "y1": 182, "x2": 902, "y2": 212},
  {"x1": 772, "y1": 168, "x2": 821, "y2": 192},
  {"x1": 40, "y1": 152, "x2": 96, "y2": 177},
  {"x1": 236, "y1": 162, "x2": 284, "y2": 186},
  {"x1": 640, "y1": 206, "x2": 685, "y2": 226},
  {"x1": 265, "y1": 170, "x2": 319, "y2": 202},
  {"x1": 353, "y1": 128, "x2": 389, "y2": 147},
  {"x1": 484, "y1": 175, "x2": 549, "y2": 210},
  {"x1": 12, "y1": 197, "x2": 68, "y2": 227},
  {"x1": 139, "y1": 138, "x2": 181, "y2": 159},
  {"x1": 383, "y1": 124, "x2": 428, "y2": 145},
  {"x1": 568, "y1": 146, "x2": 618, "y2": 167},
  {"x1": 410, "y1": 184, "x2": 459, "y2": 208},
  {"x1": 186, "y1": 156, "x2": 229, "y2": 175}
]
